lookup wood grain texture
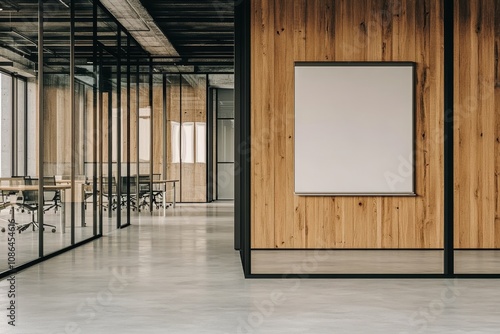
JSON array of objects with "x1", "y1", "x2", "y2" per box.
[
  {"x1": 454, "y1": 0, "x2": 500, "y2": 248},
  {"x1": 166, "y1": 79, "x2": 181, "y2": 202},
  {"x1": 180, "y1": 75, "x2": 207, "y2": 202},
  {"x1": 251, "y1": 0, "x2": 445, "y2": 249}
]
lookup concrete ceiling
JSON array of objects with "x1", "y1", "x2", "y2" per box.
[
  {"x1": 99, "y1": 0, "x2": 179, "y2": 57},
  {"x1": 0, "y1": 0, "x2": 234, "y2": 76}
]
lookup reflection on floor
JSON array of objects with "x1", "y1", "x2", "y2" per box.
[
  {"x1": 0, "y1": 202, "x2": 499, "y2": 334},
  {"x1": 0, "y1": 203, "x2": 144, "y2": 273}
]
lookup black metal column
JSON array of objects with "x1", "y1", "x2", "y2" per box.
[
  {"x1": 162, "y1": 74, "x2": 167, "y2": 181},
  {"x1": 206, "y1": 84, "x2": 214, "y2": 203},
  {"x1": 443, "y1": 0, "x2": 454, "y2": 276},
  {"x1": 149, "y1": 59, "x2": 153, "y2": 213},
  {"x1": 92, "y1": 0, "x2": 98, "y2": 236},
  {"x1": 70, "y1": 0, "x2": 76, "y2": 245},
  {"x1": 135, "y1": 62, "x2": 140, "y2": 208},
  {"x1": 235, "y1": 0, "x2": 251, "y2": 272},
  {"x1": 98, "y1": 47, "x2": 104, "y2": 235},
  {"x1": 116, "y1": 31, "x2": 122, "y2": 229},
  {"x1": 126, "y1": 35, "x2": 131, "y2": 225},
  {"x1": 37, "y1": 0, "x2": 44, "y2": 257},
  {"x1": 11, "y1": 75, "x2": 17, "y2": 175},
  {"x1": 179, "y1": 74, "x2": 182, "y2": 203}
]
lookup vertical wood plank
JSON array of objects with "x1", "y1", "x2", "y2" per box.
[
  {"x1": 251, "y1": 0, "x2": 445, "y2": 250},
  {"x1": 292, "y1": 0, "x2": 307, "y2": 247}
]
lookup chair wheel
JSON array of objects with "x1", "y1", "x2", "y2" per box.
[{"x1": 52, "y1": 229, "x2": 56, "y2": 233}]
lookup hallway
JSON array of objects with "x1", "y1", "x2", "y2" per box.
[{"x1": 1, "y1": 203, "x2": 499, "y2": 333}]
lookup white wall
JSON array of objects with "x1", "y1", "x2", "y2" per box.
[{"x1": 0, "y1": 74, "x2": 12, "y2": 177}]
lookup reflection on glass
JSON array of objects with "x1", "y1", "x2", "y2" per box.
[
  {"x1": 181, "y1": 122, "x2": 195, "y2": 163},
  {"x1": 217, "y1": 120, "x2": 234, "y2": 162},
  {"x1": 0, "y1": 73, "x2": 13, "y2": 177},
  {"x1": 217, "y1": 89, "x2": 235, "y2": 118},
  {"x1": 171, "y1": 121, "x2": 181, "y2": 163},
  {"x1": 17, "y1": 80, "x2": 26, "y2": 175},
  {"x1": 215, "y1": 88, "x2": 234, "y2": 201},
  {"x1": 217, "y1": 164, "x2": 235, "y2": 200},
  {"x1": 43, "y1": 73, "x2": 72, "y2": 254},
  {"x1": 196, "y1": 122, "x2": 206, "y2": 163},
  {"x1": 138, "y1": 107, "x2": 151, "y2": 162}
]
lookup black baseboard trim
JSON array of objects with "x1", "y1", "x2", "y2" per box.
[
  {"x1": 251, "y1": 248, "x2": 444, "y2": 251},
  {"x1": 245, "y1": 273, "x2": 500, "y2": 279}
]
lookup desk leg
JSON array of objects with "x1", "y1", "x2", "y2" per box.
[
  {"x1": 81, "y1": 187, "x2": 86, "y2": 227},
  {"x1": 61, "y1": 189, "x2": 66, "y2": 233},
  {"x1": 9, "y1": 206, "x2": 15, "y2": 229},
  {"x1": 163, "y1": 183, "x2": 166, "y2": 216},
  {"x1": 173, "y1": 182, "x2": 176, "y2": 208}
]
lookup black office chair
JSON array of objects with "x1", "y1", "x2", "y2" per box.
[
  {"x1": 42, "y1": 176, "x2": 61, "y2": 213},
  {"x1": 151, "y1": 174, "x2": 164, "y2": 209},
  {"x1": 137, "y1": 175, "x2": 151, "y2": 211},
  {"x1": 17, "y1": 177, "x2": 57, "y2": 233},
  {"x1": 120, "y1": 175, "x2": 138, "y2": 211},
  {"x1": 102, "y1": 176, "x2": 118, "y2": 211},
  {"x1": 0, "y1": 177, "x2": 25, "y2": 232},
  {"x1": 82, "y1": 176, "x2": 95, "y2": 210}
]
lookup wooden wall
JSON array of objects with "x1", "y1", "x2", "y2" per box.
[
  {"x1": 180, "y1": 75, "x2": 207, "y2": 202},
  {"x1": 43, "y1": 76, "x2": 86, "y2": 176},
  {"x1": 250, "y1": 0, "x2": 445, "y2": 249},
  {"x1": 454, "y1": 0, "x2": 500, "y2": 248}
]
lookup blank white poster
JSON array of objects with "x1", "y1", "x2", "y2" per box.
[{"x1": 294, "y1": 63, "x2": 415, "y2": 195}]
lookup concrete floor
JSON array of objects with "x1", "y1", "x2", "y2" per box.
[{"x1": 0, "y1": 202, "x2": 499, "y2": 333}]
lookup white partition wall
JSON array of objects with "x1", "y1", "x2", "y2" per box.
[{"x1": 294, "y1": 62, "x2": 415, "y2": 195}]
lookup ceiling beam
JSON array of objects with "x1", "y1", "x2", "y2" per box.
[{"x1": 99, "y1": 0, "x2": 178, "y2": 56}]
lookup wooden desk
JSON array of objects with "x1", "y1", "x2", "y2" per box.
[{"x1": 0, "y1": 184, "x2": 71, "y2": 232}]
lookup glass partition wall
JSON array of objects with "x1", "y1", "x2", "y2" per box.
[
  {"x1": 0, "y1": 0, "x2": 232, "y2": 278},
  {"x1": 0, "y1": 0, "x2": 150, "y2": 278}
]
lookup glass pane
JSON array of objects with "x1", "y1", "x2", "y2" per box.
[
  {"x1": 217, "y1": 120, "x2": 234, "y2": 162},
  {"x1": 166, "y1": 75, "x2": 181, "y2": 203},
  {"x1": 217, "y1": 89, "x2": 234, "y2": 118},
  {"x1": 42, "y1": 0, "x2": 72, "y2": 254},
  {"x1": 196, "y1": 122, "x2": 206, "y2": 163},
  {"x1": 153, "y1": 74, "x2": 163, "y2": 178},
  {"x1": 0, "y1": 73, "x2": 13, "y2": 177},
  {"x1": 180, "y1": 74, "x2": 206, "y2": 202},
  {"x1": 17, "y1": 80, "x2": 26, "y2": 176},
  {"x1": 217, "y1": 163, "x2": 234, "y2": 200}
]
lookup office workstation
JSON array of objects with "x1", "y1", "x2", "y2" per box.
[{"x1": 0, "y1": 0, "x2": 235, "y2": 277}]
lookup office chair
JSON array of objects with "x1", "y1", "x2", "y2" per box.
[
  {"x1": 82, "y1": 176, "x2": 95, "y2": 210},
  {"x1": 119, "y1": 175, "x2": 138, "y2": 211},
  {"x1": 42, "y1": 176, "x2": 61, "y2": 213},
  {"x1": 17, "y1": 177, "x2": 57, "y2": 233},
  {"x1": 0, "y1": 177, "x2": 26, "y2": 232},
  {"x1": 137, "y1": 175, "x2": 151, "y2": 212},
  {"x1": 151, "y1": 174, "x2": 164, "y2": 210}
]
